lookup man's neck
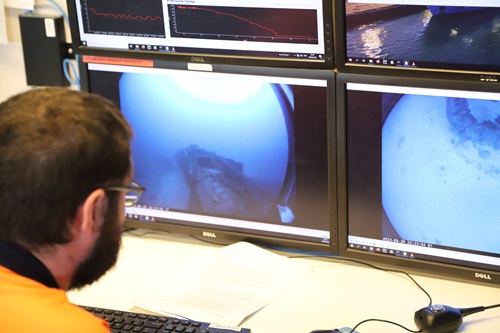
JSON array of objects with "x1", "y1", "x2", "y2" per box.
[
  {"x1": 0, "y1": 240, "x2": 59, "y2": 289},
  {"x1": 33, "y1": 243, "x2": 80, "y2": 290}
]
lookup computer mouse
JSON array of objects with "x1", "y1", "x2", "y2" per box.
[{"x1": 309, "y1": 329, "x2": 342, "y2": 333}]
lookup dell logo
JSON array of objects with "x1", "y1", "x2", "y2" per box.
[
  {"x1": 202, "y1": 231, "x2": 217, "y2": 238},
  {"x1": 475, "y1": 272, "x2": 492, "y2": 280},
  {"x1": 191, "y1": 56, "x2": 205, "y2": 63}
]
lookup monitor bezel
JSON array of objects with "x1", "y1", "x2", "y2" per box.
[
  {"x1": 336, "y1": 72, "x2": 500, "y2": 286},
  {"x1": 67, "y1": 0, "x2": 335, "y2": 69},
  {"x1": 79, "y1": 58, "x2": 339, "y2": 254},
  {"x1": 333, "y1": 1, "x2": 500, "y2": 82}
]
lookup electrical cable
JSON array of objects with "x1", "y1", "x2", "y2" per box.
[
  {"x1": 289, "y1": 254, "x2": 433, "y2": 306},
  {"x1": 485, "y1": 304, "x2": 500, "y2": 310},
  {"x1": 46, "y1": 0, "x2": 69, "y2": 23},
  {"x1": 44, "y1": 0, "x2": 81, "y2": 89},
  {"x1": 63, "y1": 57, "x2": 80, "y2": 87},
  {"x1": 294, "y1": 254, "x2": 500, "y2": 333},
  {"x1": 288, "y1": 254, "x2": 430, "y2": 332},
  {"x1": 350, "y1": 319, "x2": 422, "y2": 333}
]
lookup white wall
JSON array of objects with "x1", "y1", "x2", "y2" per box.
[{"x1": 0, "y1": 0, "x2": 70, "y2": 102}]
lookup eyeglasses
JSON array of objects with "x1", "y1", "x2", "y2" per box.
[{"x1": 104, "y1": 181, "x2": 146, "y2": 207}]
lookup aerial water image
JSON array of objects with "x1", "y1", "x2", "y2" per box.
[{"x1": 345, "y1": 2, "x2": 500, "y2": 70}]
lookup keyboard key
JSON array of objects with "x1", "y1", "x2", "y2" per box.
[{"x1": 144, "y1": 321, "x2": 162, "y2": 329}]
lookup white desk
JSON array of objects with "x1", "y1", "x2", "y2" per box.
[{"x1": 68, "y1": 231, "x2": 500, "y2": 333}]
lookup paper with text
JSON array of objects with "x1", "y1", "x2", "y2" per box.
[{"x1": 134, "y1": 242, "x2": 311, "y2": 327}]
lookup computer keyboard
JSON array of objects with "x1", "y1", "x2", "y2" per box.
[{"x1": 81, "y1": 306, "x2": 251, "y2": 333}]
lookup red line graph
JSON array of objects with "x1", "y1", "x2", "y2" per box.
[
  {"x1": 178, "y1": 6, "x2": 315, "y2": 39},
  {"x1": 89, "y1": 8, "x2": 162, "y2": 21}
]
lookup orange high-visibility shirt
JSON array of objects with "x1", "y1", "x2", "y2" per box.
[
  {"x1": 0, "y1": 240, "x2": 110, "y2": 333},
  {"x1": 0, "y1": 266, "x2": 110, "y2": 333}
]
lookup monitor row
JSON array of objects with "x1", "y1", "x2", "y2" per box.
[
  {"x1": 67, "y1": 0, "x2": 500, "y2": 79},
  {"x1": 80, "y1": 58, "x2": 500, "y2": 287}
]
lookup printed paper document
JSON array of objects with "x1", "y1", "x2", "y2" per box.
[{"x1": 134, "y1": 242, "x2": 311, "y2": 327}]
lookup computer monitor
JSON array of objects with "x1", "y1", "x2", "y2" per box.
[
  {"x1": 337, "y1": 72, "x2": 500, "y2": 285},
  {"x1": 334, "y1": 1, "x2": 500, "y2": 80},
  {"x1": 66, "y1": 0, "x2": 334, "y2": 69},
  {"x1": 80, "y1": 57, "x2": 337, "y2": 253}
]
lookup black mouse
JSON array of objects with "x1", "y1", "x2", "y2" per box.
[{"x1": 415, "y1": 304, "x2": 463, "y2": 333}]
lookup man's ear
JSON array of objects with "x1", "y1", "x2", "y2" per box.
[{"x1": 78, "y1": 189, "x2": 108, "y2": 234}]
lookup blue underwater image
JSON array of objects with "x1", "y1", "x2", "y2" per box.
[{"x1": 119, "y1": 72, "x2": 296, "y2": 223}]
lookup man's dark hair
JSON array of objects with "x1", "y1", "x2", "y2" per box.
[{"x1": 0, "y1": 87, "x2": 133, "y2": 250}]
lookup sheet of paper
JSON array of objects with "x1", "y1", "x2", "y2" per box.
[{"x1": 134, "y1": 242, "x2": 311, "y2": 327}]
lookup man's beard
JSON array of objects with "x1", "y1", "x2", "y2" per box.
[{"x1": 68, "y1": 202, "x2": 123, "y2": 290}]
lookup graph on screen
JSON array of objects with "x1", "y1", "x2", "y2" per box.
[
  {"x1": 168, "y1": 5, "x2": 318, "y2": 44},
  {"x1": 69, "y1": 0, "x2": 332, "y2": 67},
  {"x1": 81, "y1": 0, "x2": 166, "y2": 37}
]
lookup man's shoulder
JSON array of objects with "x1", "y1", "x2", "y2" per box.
[
  {"x1": 44, "y1": 301, "x2": 111, "y2": 333},
  {"x1": 0, "y1": 266, "x2": 110, "y2": 333}
]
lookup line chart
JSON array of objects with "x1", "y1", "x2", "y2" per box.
[
  {"x1": 81, "y1": 0, "x2": 166, "y2": 37},
  {"x1": 168, "y1": 5, "x2": 319, "y2": 44},
  {"x1": 88, "y1": 8, "x2": 162, "y2": 22}
]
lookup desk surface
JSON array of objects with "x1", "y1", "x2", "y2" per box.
[{"x1": 67, "y1": 231, "x2": 500, "y2": 333}]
